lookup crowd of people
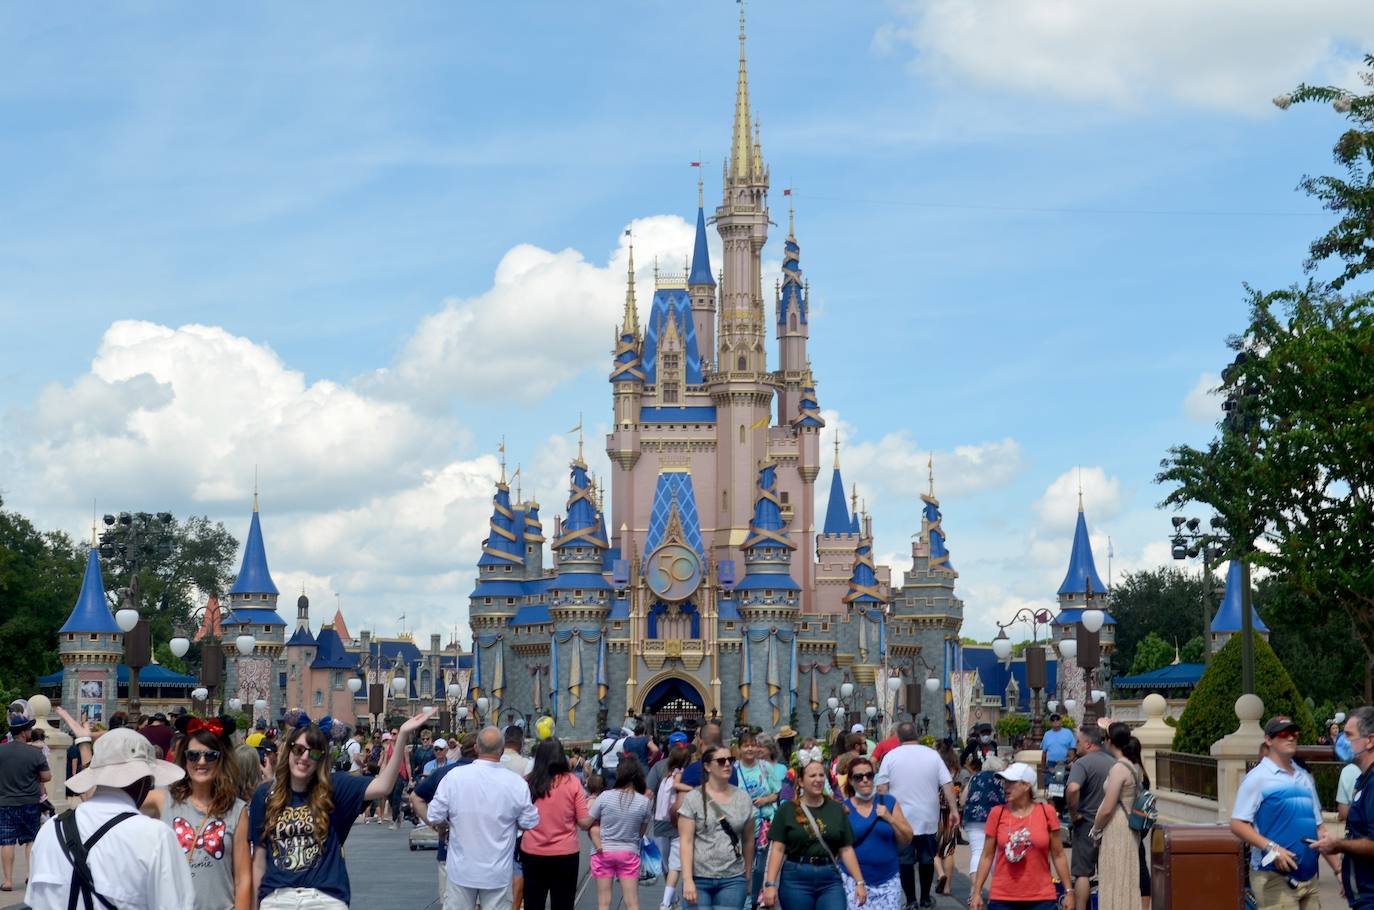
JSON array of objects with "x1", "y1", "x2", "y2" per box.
[{"x1": 4, "y1": 699, "x2": 1374, "y2": 910}]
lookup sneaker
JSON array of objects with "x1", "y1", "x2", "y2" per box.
[{"x1": 918, "y1": 898, "x2": 935, "y2": 909}]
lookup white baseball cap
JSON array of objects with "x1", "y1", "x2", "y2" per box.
[
  {"x1": 850, "y1": 723, "x2": 865, "y2": 734},
  {"x1": 433, "y1": 738, "x2": 449, "y2": 750},
  {"x1": 67, "y1": 728, "x2": 184, "y2": 791},
  {"x1": 996, "y1": 762, "x2": 1037, "y2": 787}
]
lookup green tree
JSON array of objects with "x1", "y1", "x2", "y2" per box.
[
  {"x1": 0, "y1": 499, "x2": 86, "y2": 695},
  {"x1": 1173, "y1": 632, "x2": 1316, "y2": 755},
  {"x1": 1128, "y1": 632, "x2": 1175, "y2": 676},
  {"x1": 996, "y1": 714, "x2": 1030, "y2": 742},
  {"x1": 1108, "y1": 567, "x2": 1215, "y2": 673},
  {"x1": 1180, "y1": 636, "x2": 1207, "y2": 664},
  {"x1": 1276, "y1": 56, "x2": 1374, "y2": 290},
  {"x1": 1256, "y1": 573, "x2": 1367, "y2": 709},
  {"x1": 1158, "y1": 285, "x2": 1374, "y2": 698}
]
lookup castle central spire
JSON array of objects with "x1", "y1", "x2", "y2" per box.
[{"x1": 729, "y1": 1, "x2": 753, "y2": 184}]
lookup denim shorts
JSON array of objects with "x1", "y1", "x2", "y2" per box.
[
  {"x1": 0, "y1": 804, "x2": 41, "y2": 846},
  {"x1": 687, "y1": 874, "x2": 746, "y2": 910}
]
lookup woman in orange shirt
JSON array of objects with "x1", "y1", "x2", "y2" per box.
[{"x1": 969, "y1": 763, "x2": 1074, "y2": 910}]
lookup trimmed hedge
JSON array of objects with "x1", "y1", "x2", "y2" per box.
[{"x1": 1172, "y1": 632, "x2": 1317, "y2": 755}]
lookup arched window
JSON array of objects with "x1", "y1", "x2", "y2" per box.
[
  {"x1": 737, "y1": 355, "x2": 747, "y2": 371},
  {"x1": 722, "y1": 490, "x2": 729, "y2": 513},
  {"x1": 789, "y1": 313, "x2": 798, "y2": 332},
  {"x1": 739, "y1": 424, "x2": 746, "y2": 444},
  {"x1": 313, "y1": 690, "x2": 324, "y2": 707}
]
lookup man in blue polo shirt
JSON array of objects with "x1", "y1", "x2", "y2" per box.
[
  {"x1": 1315, "y1": 706, "x2": 1374, "y2": 908},
  {"x1": 1231, "y1": 715, "x2": 1339, "y2": 909},
  {"x1": 1040, "y1": 714, "x2": 1076, "y2": 769}
]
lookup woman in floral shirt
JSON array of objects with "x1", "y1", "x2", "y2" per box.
[{"x1": 960, "y1": 753, "x2": 1007, "y2": 876}]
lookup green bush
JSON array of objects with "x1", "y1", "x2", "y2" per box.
[
  {"x1": 1173, "y1": 632, "x2": 1317, "y2": 755},
  {"x1": 997, "y1": 714, "x2": 1030, "y2": 741}
]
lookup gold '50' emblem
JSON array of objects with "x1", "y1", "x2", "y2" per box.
[{"x1": 646, "y1": 543, "x2": 702, "y2": 602}]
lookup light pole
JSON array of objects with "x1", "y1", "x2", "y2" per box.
[
  {"x1": 992, "y1": 608, "x2": 1053, "y2": 739},
  {"x1": 904, "y1": 655, "x2": 943, "y2": 735},
  {"x1": 1076, "y1": 605, "x2": 1106, "y2": 727},
  {"x1": 101, "y1": 511, "x2": 175, "y2": 717},
  {"x1": 1169, "y1": 516, "x2": 1226, "y2": 666},
  {"x1": 1221, "y1": 350, "x2": 1260, "y2": 694}
]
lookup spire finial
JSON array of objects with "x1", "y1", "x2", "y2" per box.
[
  {"x1": 622, "y1": 236, "x2": 638, "y2": 336},
  {"x1": 834, "y1": 431, "x2": 841, "y2": 469},
  {"x1": 514, "y1": 465, "x2": 522, "y2": 503},
  {"x1": 498, "y1": 437, "x2": 507, "y2": 484},
  {"x1": 729, "y1": 0, "x2": 754, "y2": 183},
  {"x1": 1077, "y1": 467, "x2": 1084, "y2": 512},
  {"x1": 697, "y1": 159, "x2": 704, "y2": 208},
  {"x1": 91, "y1": 499, "x2": 98, "y2": 547},
  {"x1": 788, "y1": 194, "x2": 795, "y2": 237},
  {"x1": 850, "y1": 483, "x2": 858, "y2": 515},
  {"x1": 253, "y1": 465, "x2": 259, "y2": 512},
  {"x1": 928, "y1": 452, "x2": 935, "y2": 498}
]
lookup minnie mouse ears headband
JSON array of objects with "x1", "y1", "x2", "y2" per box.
[
  {"x1": 174, "y1": 714, "x2": 237, "y2": 740},
  {"x1": 281, "y1": 709, "x2": 349, "y2": 743}
]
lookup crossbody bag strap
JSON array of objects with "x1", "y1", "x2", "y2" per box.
[
  {"x1": 798, "y1": 801, "x2": 843, "y2": 874},
  {"x1": 57, "y1": 810, "x2": 135, "y2": 910}
]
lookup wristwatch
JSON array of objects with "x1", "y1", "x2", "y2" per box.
[{"x1": 763, "y1": 881, "x2": 778, "y2": 889}]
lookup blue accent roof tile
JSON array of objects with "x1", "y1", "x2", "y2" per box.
[
  {"x1": 511, "y1": 604, "x2": 552, "y2": 626},
  {"x1": 644, "y1": 472, "x2": 706, "y2": 559},
  {"x1": 285, "y1": 626, "x2": 316, "y2": 647},
  {"x1": 1053, "y1": 607, "x2": 1117, "y2": 626},
  {"x1": 717, "y1": 598, "x2": 742, "y2": 621},
  {"x1": 550, "y1": 571, "x2": 612, "y2": 591},
  {"x1": 223, "y1": 608, "x2": 287, "y2": 627},
  {"x1": 777, "y1": 230, "x2": 807, "y2": 326},
  {"x1": 478, "y1": 483, "x2": 525, "y2": 567},
  {"x1": 641, "y1": 288, "x2": 703, "y2": 386},
  {"x1": 688, "y1": 206, "x2": 715, "y2": 287},
  {"x1": 639, "y1": 406, "x2": 717, "y2": 423},
  {"x1": 1211, "y1": 560, "x2": 1269, "y2": 633},
  {"x1": 822, "y1": 467, "x2": 851, "y2": 535},
  {"x1": 958, "y1": 645, "x2": 1062, "y2": 711},
  {"x1": 61, "y1": 548, "x2": 120, "y2": 634},
  {"x1": 1057, "y1": 510, "x2": 1108, "y2": 596},
  {"x1": 228, "y1": 509, "x2": 279, "y2": 596},
  {"x1": 608, "y1": 597, "x2": 630, "y2": 620},
  {"x1": 1114, "y1": 662, "x2": 1205, "y2": 689},
  {"x1": 310, "y1": 626, "x2": 357, "y2": 669}
]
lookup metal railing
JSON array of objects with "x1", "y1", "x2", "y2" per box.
[{"x1": 1156, "y1": 751, "x2": 1219, "y2": 800}]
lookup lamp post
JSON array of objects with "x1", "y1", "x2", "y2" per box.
[
  {"x1": 992, "y1": 608, "x2": 1053, "y2": 740},
  {"x1": 1169, "y1": 515, "x2": 1227, "y2": 666},
  {"x1": 476, "y1": 696, "x2": 491, "y2": 727},
  {"x1": 100, "y1": 511, "x2": 175, "y2": 716},
  {"x1": 1077, "y1": 605, "x2": 1106, "y2": 728},
  {"x1": 1221, "y1": 350, "x2": 1260, "y2": 695},
  {"x1": 905, "y1": 655, "x2": 943, "y2": 735}
]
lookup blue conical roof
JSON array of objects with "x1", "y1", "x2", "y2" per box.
[
  {"x1": 743, "y1": 462, "x2": 795, "y2": 551},
  {"x1": 822, "y1": 466, "x2": 851, "y2": 535},
  {"x1": 1057, "y1": 509, "x2": 1106, "y2": 596},
  {"x1": 228, "y1": 508, "x2": 279, "y2": 596},
  {"x1": 777, "y1": 224, "x2": 806, "y2": 326},
  {"x1": 1211, "y1": 560, "x2": 1269, "y2": 633},
  {"x1": 60, "y1": 548, "x2": 120, "y2": 634},
  {"x1": 688, "y1": 205, "x2": 715, "y2": 286},
  {"x1": 843, "y1": 536, "x2": 885, "y2": 606},
  {"x1": 923, "y1": 495, "x2": 954, "y2": 573},
  {"x1": 554, "y1": 463, "x2": 607, "y2": 550},
  {"x1": 479, "y1": 483, "x2": 525, "y2": 566}
]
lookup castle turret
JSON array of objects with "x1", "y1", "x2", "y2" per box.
[
  {"x1": 736, "y1": 460, "x2": 798, "y2": 727},
  {"x1": 1051, "y1": 497, "x2": 1115, "y2": 654},
  {"x1": 815, "y1": 441, "x2": 860, "y2": 613},
  {"x1": 1209, "y1": 559, "x2": 1269, "y2": 654},
  {"x1": 283, "y1": 593, "x2": 316, "y2": 711},
  {"x1": 522, "y1": 498, "x2": 546, "y2": 577},
  {"x1": 470, "y1": 477, "x2": 526, "y2": 635},
  {"x1": 688, "y1": 181, "x2": 718, "y2": 359},
  {"x1": 550, "y1": 459, "x2": 611, "y2": 624},
  {"x1": 776, "y1": 204, "x2": 810, "y2": 421},
  {"x1": 59, "y1": 542, "x2": 122, "y2": 726},
  {"x1": 222, "y1": 496, "x2": 287, "y2": 721}
]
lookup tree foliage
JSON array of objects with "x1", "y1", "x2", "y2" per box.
[
  {"x1": 1173, "y1": 632, "x2": 1316, "y2": 755},
  {"x1": 1278, "y1": 56, "x2": 1374, "y2": 290},
  {"x1": 996, "y1": 713, "x2": 1030, "y2": 742},
  {"x1": 1256, "y1": 573, "x2": 1367, "y2": 708},
  {"x1": 0, "y1": 499, "x2": 86, "y2": 696},
  {"x1": 1129, "y1": 632, "x2": 1176, "y2": 677},
  {"x1": 1109, "y1": 567, "x2": 1216, "y2": 673},
  {"x1": 1180, "y1": 636, "x2": 1207, "y2": 665},
  {"x1": 1158, "y1": 284, "x2": 1374, "y2": 695}
]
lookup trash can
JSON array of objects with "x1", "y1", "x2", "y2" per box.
[{"x1": 1150, "y1": 824, "x2": 1245, "y2": 910}]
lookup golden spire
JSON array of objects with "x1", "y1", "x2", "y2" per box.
[
  {"x1": 788, "y1": 193, "x2": 795, "y2": 237},
  {"x1": 850, "y1": 483, "x2": 858, "y2": 518},
  {"x1": 729, "y1": 0, "x2": 753, "y2": 183},
  {"x1": 513, "y1": 465, "x2": 522, "y2": 503},
  {"x1": 622, "y1": 240, "x2": 638, "y2": 336},
  {"x1": 697, "y1": 165, "x2": 704, "y2": 209}
]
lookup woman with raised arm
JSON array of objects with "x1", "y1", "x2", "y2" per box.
[{"x1": 250, "y1": 708, "x2": 432, "y2": 910}]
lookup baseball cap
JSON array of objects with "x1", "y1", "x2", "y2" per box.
[
  {"x1": 382, "y1": 732, "x2": 392, "y2": 741},
  {"x1": 668, "y1": 732, "x2": 689, "y2": 747},
  {"x1": 996, "y1": 762, "x2": 1037, "y2": 787},
  {"x1": 850, "y1": 723, "x2": 865, "y2": 734},
  {"x1": 1264, "y1": 716, "x2": 1299, "y2": 738},
  {"x1": 433, "y1": 738, "x2": 448, "y2": 750}
]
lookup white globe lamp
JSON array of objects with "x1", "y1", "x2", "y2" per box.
[
  {"x1": 235, "y1": 634, "x2": 256, "y2": 656},
  {"x1": 191, "y1": 687, "x2": 208, "y2": 702},
  {"x1": 1064, "y1": 698, "x2": 1077, "y2": 712},
  {"x1": 457, "y1": 706, "x2": 469, "y2": 720},
  {"x1": 886, "y1": 676, "x2": 903, "y2": 693},
  {"x1": 865, "y1": 705, "x2": 877, "y2": 719},
  {"x1": 925, "y1": 677, "x2": 940, "y2": 694},
  {"x1": 447, "y1": 683, "x2": 462, "y2": 699},
  {"x1": 1048, "y1": 700, "x2": 1059, "y2": 714},
  {"x1": 347, "y1": 677, "x2": 362, "y2": 694},
  {"x1": 116, "y1": 609, "x2": 140, "y2": 633},
  {"x1": 1082, "y1": 609, "x2": 1105, "y2": 634},
  {"x1": 169, "y1": 636, "x2": 190, "y2": 658},
  {"x1": 476, "y1": 696, "x2": 490, "y2": 716},
  {"x1": 1057, "y1": 638, "x2": 1078, "y2": 661},
  {"x1": 840, "y1": 681, "x2": 855, "y2": 699},
  {"x1": 1091, "y1": 689, "x2": 1106, "y2": 703},
  {"x1": 827, "y1": 696, "x2": 839, "y2": 711},
  {"x1": 391, "y1": 675, "x2": 408, "y2": 694},
  {"x1": 992, "y1": 634, "x2": 1013, "y2": 661},
  {"x1": 253, "y1": 698, "x2": 267, "y2": 710},
  {"x1": 227, "y1": 697, "x2": 242, "y2": 712}
]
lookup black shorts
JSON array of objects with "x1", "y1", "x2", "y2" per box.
[
  {"x1": 1070, "y1": 819, "x2": 1098, "y2": 880},
  {"x1": 899, "y1": 833, "x2": 938, "y2": 866},
  {"x1": 0, "y1": 804, "x2": 41, "y2": 846}
]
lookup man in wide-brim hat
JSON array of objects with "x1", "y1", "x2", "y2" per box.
[{"x1": 26, "y1": 726, "x2": 193, "y2": 910}]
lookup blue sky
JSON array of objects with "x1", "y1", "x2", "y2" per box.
[{"x1": 2, "y1": 1, "x2": 1370, "y2": 645}]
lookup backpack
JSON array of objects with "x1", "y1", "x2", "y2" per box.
[
  {"x1": 55, "y1": 808, "x2": 137, "y2": 910},
  {"x1": 1127, "y1": 765, "x2": 1158, "y2": 833}
]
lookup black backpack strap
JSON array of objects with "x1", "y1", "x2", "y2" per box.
[{"x1": 56, "y1": 809, "x2": 136, "y2": 910}]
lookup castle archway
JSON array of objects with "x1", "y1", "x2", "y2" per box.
[{"x1": 637, "y1": 672, "x2": 707, "y2": 730}]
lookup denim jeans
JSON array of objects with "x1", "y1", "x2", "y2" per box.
[
  {"x1": 687, "y1": 874, "x2": 747, "y2": 910},
  {"x1": 778, "y1": 861, "x2": 845, "y2": 910}
]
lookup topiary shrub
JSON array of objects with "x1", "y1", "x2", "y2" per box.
[
  {"x1": 1172, "y1": 632, "x2": 1317, "y2": 755},
  {"x1": 996, "y1": 714, "x2": 1030, "y2": 742}
]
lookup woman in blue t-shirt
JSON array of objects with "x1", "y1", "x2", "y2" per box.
[
  {"x1": 250, "y1": 709, "x2": 432, "y2": 910},
  {"x1": 840, "y1": 756, "x2": 912, "y2": 910}
]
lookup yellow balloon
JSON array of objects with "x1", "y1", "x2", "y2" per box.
[{"x1": 536, "y1": 716, "x2": 554, "y2": 740}]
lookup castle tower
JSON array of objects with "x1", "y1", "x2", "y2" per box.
[
  {"x1": 1209, "y1": 560, "x2": 1269, "y2": 654},
  {"x1": 58, "y1": 542, "x2": 122, "y2": 726},
  {"x1": 815, "y1": 441, "x2": 860, "y2": 613},
  {"x1": 222, "y1": 496, "x2": 287, "y2": 722},
  {"x1": 708, "y1": 2, "x2": 776, "y2": 562},
  {"x1": 1051, "y1": 498, "x2": 1116, "y2": 655},
  {"x1": 522, "y1": 497, "x2": 546, "y2": 577},
  {"x1": 776, "y1": 205, "x2": 810, "y2": 421},
  {"x1": 688, "y1": 180, "x2": 718, "y2": 360},
  {"x1": 550, "y1": 459, "x2": 611, "y2": 623},
  {"x1": 469, "y1": 476, "x2": 526, "y2": 636},
  {"x1": 608, "y1": 247, "x2": 645, "y2": 555},
  {"x1": 736, "y1": 459, "x2": 799, "y2": 728},
  {"x1": 283, "y1": 592, "x2": 317, "y2": 712}
]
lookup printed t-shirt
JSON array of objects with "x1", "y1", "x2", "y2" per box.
[
  {"x1": 0, "y1": 740, "x2": 49, "y2": 805},
  {"x1": 681, "y1": 787, "x2": 755, "y2": 879},
  {"x1": 248, "y1": 772, "x2": 370, "y2": 905},
  {"x1": 1233, "y1": 756, "x2": 1323, "y2": 879},
  {"x1": 873, "y1": 743, "x2": 951, "y2": 836},
  {"x1": 844, "y1": 795, "x2": 900, "y2": 885},
  {"x1": 1066, "y1": 749, "x2": 1116, "y2": 819},
  {"x1": 768, "y1": 798, "x2": 853, "y2": 861},
  {"x1": 523, "y1": 773, "x2": 589, "y2": 856},
  {"x1": 962, "y1": 771, "x2": 1006, "y2": 824},
  {"x1": 590, "y1": 789, "x2": 652, "y2": 853},
  {"x1": 163, "y1": 795, "x2": 246, "y2": 910},
  {"x1": 986, "y1": 803, "x2": 1060, "y2": 902}
]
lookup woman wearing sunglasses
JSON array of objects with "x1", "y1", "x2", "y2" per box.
[
  {"x1": 840, "y1": 757, "x2": 911, "y2": 910},
  {"x1": 679, "y1": 745, "x2": 755, "y2": 910},
  {"x1": 250, "y1": 708, "x2": 432, "y2": 910},
  {"x1": 759, "y1": 760, "x2": 866, "y2": 910},
  {"x1": 142, "y1": 714, "x2": 250, "y2": 910}
]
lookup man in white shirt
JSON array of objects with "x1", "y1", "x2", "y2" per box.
[
  {"x1": 27, "y1": 725, "x2": 193, "y2": 910},
  {"x1": 427, "y1": 725, "x2": 539, "y2": 910},
  {"x1": 875, "y1": 722, "x2": 957, "y2": 910},
  {"x1": 346, "y1": 729, "x2": 365, "y2": 774},
  {"x1": 500, "y1": 725, "x2": 530, "y2": 777}
]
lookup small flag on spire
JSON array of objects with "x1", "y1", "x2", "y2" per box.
[
  {"x1": 690, "y1": 161, "x2": 701, "y2": 167},
  {"x1": 783, "y1": 188, "x2": 792, "y2": 196}
]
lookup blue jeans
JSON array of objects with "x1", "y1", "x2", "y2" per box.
[
  {"x1": 687, "y1": 875, "x2": 746, "y2": 910},
  {"x1": 778, "y1": 861, "x2": 845, "y2": 910}
]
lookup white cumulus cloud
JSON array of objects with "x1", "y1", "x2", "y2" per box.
[
  {"x1": 1034, "y1": 466, "x2": 1122, "y2": 534},
  {"x1": 877, "y1": 0, "x2": 1374, "y2": 113},
  {"x1": 1183, "y1": 371, "x2": 1223, "y2": 423}
]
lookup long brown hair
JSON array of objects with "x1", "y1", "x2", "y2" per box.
[
  {"x1": 259, "y1": 725, "x2": 334, "y2": 847},
  {"x1": 169, "y1": 729, "x2": 241, "y2": 818}
]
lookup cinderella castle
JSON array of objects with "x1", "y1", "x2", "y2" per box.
[{"x1": 463, "y1": 8, "x2": 966, "y2": 742}]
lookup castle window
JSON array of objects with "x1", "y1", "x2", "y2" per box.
[
  {"x1": 263, "y1": 626, "x2": 271, "y2": 634},
  {"x1": 67, "y1": 634, "x2": 74, "y2": 642},
  {"x1": 260, "y1": 594, "x2": 267, "y2": 602},
  {"x1": 313, "y1": 690, "x2": 324, "y2": 707},
  {"x1": 662, "y1": 384, "x2": 679, "y2": 403},
  {"x1": 738, "y1": 355, "x2": 746, "y2": 371},
  {"x1": 506, "y1": 598, "x2": 516, "y2": 605},
  {"x1": 722, "y1": 490, "x2": 728, "y2": 513},
  {"x1": 780, "y1": 491, "x2": 790, "y2": 504},
  {"x1": 504, "y1": 565, "x2": 512, "y2": 573},
  {"x1": 789, "y1": 312, "x2": 798, "y2": 332},
  {"x1": 90, "y1": 633, "x2": 98, "y2": 641},
  {"x1": 574, "y1": 590, "x2": 582, "y2": 598},
  {"x1": 332, "y1": 671, "x2": 342, "y2": 688},
  {"x1": 484, "y1": 598, "x2": 492, "y2": 606},
  {"x1": 739, "y1": 425, "x2": 746, "y2": 444}
]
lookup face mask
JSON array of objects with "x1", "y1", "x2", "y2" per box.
[
  {"x1": 850, "y1": 789, "x2": 875, "y2": 803},
  {"x1": 981, "y1": 735, "x2": 991, "y2": 743}
]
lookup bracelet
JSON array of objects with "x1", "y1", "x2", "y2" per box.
[{"x1": 73, "y1": 736, "x2": 92, "y2": 745}]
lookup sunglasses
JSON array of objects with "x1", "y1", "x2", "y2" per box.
[
  {"x1": 290, "y1": 744, "x2": 326, "y2": 761},
  {"x1": 1272, "y1": 729, "x2": 1298, "y2": 740},
  {"x1": 185, "y1": 749, "x2": 221, "y2": 765},
  {"x1": 708, "y1": 757, "x2": 733, "y2": 767},
  {"x1": 850, "y1": 772, "x2": 874, "y2": 782}
]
